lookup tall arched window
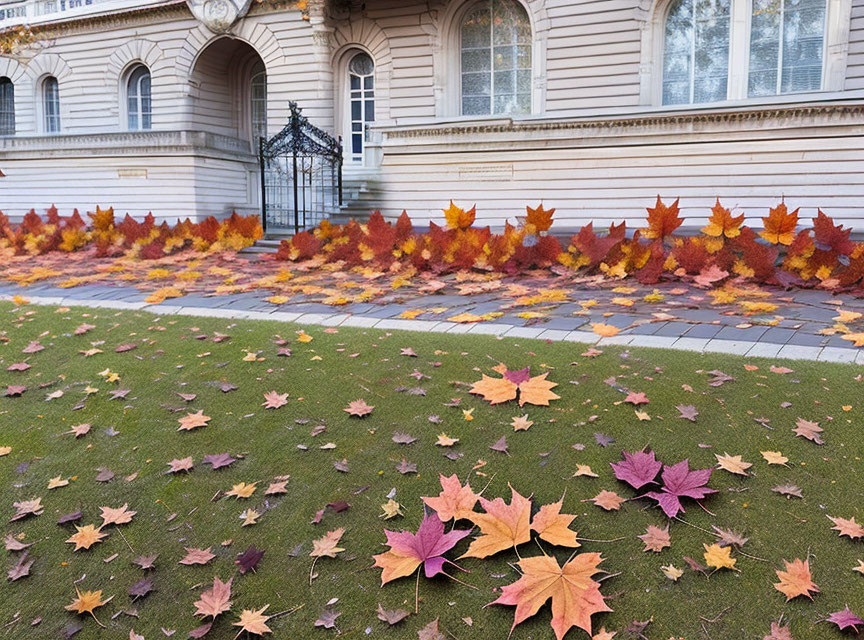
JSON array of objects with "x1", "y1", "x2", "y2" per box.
[
  {"x1": 0, "y1": 77, "x2": 14, "y2": 136},
  {"x1": 662, "y1": 0, "x2": 731, "y2": 105},
  {"x1": 346, "y1": 51, "x2": 374, "y2": 163},
  {"x1": 126, "y1": 65, "x2": 152, "y2": 131},
  {"x1": 748, "y1": 0, "x2": 827, "y2": 97},
  {"x1": 42, "y1": 76, "x2": 60, "y2": 133},
  {"x1": 460, "y1": 0, "x2": 532, "y2": 116},
  {"x1": 250, "y1": 60, "x2": 267, "y2": 143}
]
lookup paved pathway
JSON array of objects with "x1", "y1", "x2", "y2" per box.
[{"x1": 3, "y1": 277, "x2": 864, "y2": 364}]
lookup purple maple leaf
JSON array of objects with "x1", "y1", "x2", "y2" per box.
[
  {"x1": 503, "y1": 367, "x2": 531, "y2": 385},
  {"x1": 644, "y1": 459, "x2": 717, "y2": 518},
  {"x1": 235, "y1": 545, "x2": 265, "y2": 574},
  {"x1": 383, "y1": 513, "x2": 470, "y2": 578},
  {"x1": 610, "y1": 449, "x2": 663, "y2": 489},
  {"x1": 828, "y1": 607, "x2": 864, "y2": 633}
]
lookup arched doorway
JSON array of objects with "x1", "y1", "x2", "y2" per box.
[{"x1": 189, "y1": 37, "x2": 267, "y2": 147}]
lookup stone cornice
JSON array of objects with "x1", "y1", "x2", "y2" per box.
[
  {"x1": 0, "y1": 1, "x2": 189, "y2": 37},
  {"x1": 0, "y1": 0, "x2": 300, "y2": 37},
  {"x1": 378, "y1": 101, "x2": 864, "y2": 142},
  {"x1": 0, "y1": 130, "x2": 257, "y2": 162}
]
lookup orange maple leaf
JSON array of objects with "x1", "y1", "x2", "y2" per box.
[
  {"x1": 344, "y1": 399, "x2": 374, "y2": 417},
  {"x1": 422, "y1": 473, "x2": 480, "y2": 522},
  {"x1": 702, "y1": 199, "x2": 744, "y2": 239},
  {"x1": 525, "y1": 204, "x2": 555, "y2": 233},
  {"x1": 177, "y1": 410, "x2": 210, "y2": 432},
  {"x1": 774, "y1": 558, "x2": 819, "y2": 601},
  {"x1": 642, "y1": 196, "x2": 683, "y2": 240},
  {"x1": 470, "y1": 366, "x2": 560, "y2": 407},
  {"x1": 461, "y1": 485, "x2": 532, "y2": 559},
  {"x1": 829, "y1": 515, "x2": 864, "y2": 540},
  {"x1": 489, "y1": 553, "x2": 611, "y2": 640},
  {"x1": 759, "y1": 202, "x2": 799, "y2": 245},
  {"x1": 193, "y1": 576, "x2": 233, "y2": 618},
  {"x1": 530, "y1": 499, "x2": 580, "y2": 548},
  {"x1": 443, "y1": 201, "x2": 476, "y2": 230}
]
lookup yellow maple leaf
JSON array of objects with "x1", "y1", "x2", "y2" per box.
[
  {"x1": 233, "y1": 605, "x2": 272, "y2": 635},
  {"x1": 66, "y1": 524, "x2": 107, "y2": 551},
  {"x1": 591, "y1": 323, "x2": 620, "y2": 337},
  {"x1": 761, "y1": 451, "x2": 789, "y2": 466},
  {"x1": 703, "y1": 543, "x2": 736, "y2": 570},
  {"x1": 226, "y1": 482, "x2": 257, "y2": 499},
  {"x1": 715, "y1": 453, "x2": 752, "y2": 476},
  {"x1": 65, "y1": 588, "x2": 113, "y2": 627}
]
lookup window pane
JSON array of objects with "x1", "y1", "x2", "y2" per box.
[
  {"x1": 43, "y1": 77, "x2": 60, "y2": 133},
  {"x1": 662, "y1": 0, "x2": 730, "y2": 105},
  {"x1": 0, "y1": 78, "x2": 15, "y2": 136},
  {"x1": 462, "y1": 95, "x2": 491, "y2": 115},
  {"x1": 781, "y1": 0, "x2": 825, "y2": 92},
  {"x1": 461, "y1": 0, "x2": 531, "y2": 116},
  {"x1": 749, "y1": 0, "x2": 825, "y2": 96}
]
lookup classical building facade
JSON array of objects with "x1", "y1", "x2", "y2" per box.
[{"x1": 0, "y1": 0, "x2": 862, "y2": 230}]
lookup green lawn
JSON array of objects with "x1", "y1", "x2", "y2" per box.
[{"x1": 1, "y1": 301, "x2": 863, "y2": 639}]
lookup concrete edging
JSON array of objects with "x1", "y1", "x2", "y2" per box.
[{"x1": 2, "y1": 294, "x2": 862, "y2": 364}]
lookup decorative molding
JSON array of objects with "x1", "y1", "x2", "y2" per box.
[
  {"x1": 0, "y1": 129, "x2": 257, "y2": 161},
  {"x1": 377, "y1": 102, "x2": 864, "y2": 141},
  {"x1": 185, "y1": 0, "x2": 252, "y2": 33}
]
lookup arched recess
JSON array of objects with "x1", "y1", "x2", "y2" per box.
[
  {"x1": 175, "y1": 22, "x2": 284, "y2": 93},
  {"x1": 432, "y1": 0, "x2": 550, "y2": 118},
  {"x1": 331, "y1": 17, "x2": 393, "y2": 162},
  {"x1": 24, "y1": 53, "x2": 73, "y2": 134},
  {"x1": 105, "y1": 39, "x2": 165, "y2": 126},
  {"x1": 185, "y1": 36, "x2": 268, "y2": 144}
]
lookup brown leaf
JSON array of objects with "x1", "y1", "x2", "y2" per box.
[
  {"x1": 180, "y1": 547, "x2": 216, "y2": 566},
  {"x1": 638, "y1": 524, "x2": 671, "y2": 553},
  {"x1": 193, "y1": 576, "x2": 232, "y2": 618},
  {"x1": 376, "y1": 603, "x2": 410, "y2": 626}
]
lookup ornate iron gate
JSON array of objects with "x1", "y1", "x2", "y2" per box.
[{"x1": 259, "y1": 102, "x2": 343, "y2": 233}]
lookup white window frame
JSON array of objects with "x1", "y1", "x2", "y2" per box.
[
  {"x1": 639, "y1": 0, "x2": 851, "y2": 106},
  {"x1": 250, "y1": 61, "x2": 267, "y2": 144},
  {"x1": 124, "y1": 64, "x2": 151, "y2": 131}
]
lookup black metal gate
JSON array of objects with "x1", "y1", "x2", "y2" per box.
[{"x1": 259, "y1": 102, "x2": 343, "y2": 233}]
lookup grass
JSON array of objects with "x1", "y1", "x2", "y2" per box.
[{"x1": 1, "y1": 300, "x2": 863, "y2": 639}]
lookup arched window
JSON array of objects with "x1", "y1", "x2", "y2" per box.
[
  {"x1": 346, "y1": 51, "x2": 374, "y2": 163},
  {"x1": 748, "y1": 0, "x2": 827, "y2": 96},
  {"x1": 250, "y1": 60, "x2": 267, "y2": 142},
  {"x1": 662, "y1": 0, "x2": 731, "y2": 105},
  {"x1": 0, "y1": 77, "x2": 14, "y2": 136},
  {"x1": 42, "y1": 76, "x2": 60, "y2": 133},
  {"x1": 460, "y1": 0, "x2": 532, "y2": 116},
  {"x1": 126, "y1": 65, "x2": 152, "y2": 131}
]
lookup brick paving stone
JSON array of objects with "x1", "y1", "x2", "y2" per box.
[
  {"x1": 785, "y1": 332, "x2": 827, "y2": 347},
  {"x1": 777, "y1": 344, "x2": 822, "y2": 360},
  {"x1": 760, "y1": 328, "x2": 796, "y2": 344},
  {"x1": 654, "y1": 322, "x2": 694, "y2": 337},
  {"x1": 683, "y1": 324, "x2": 722, "y2": 339},
  {"x1": 817, "y1": 347, "x2": 857, "y2": 363},
  {"x1": 715, "y1": 326, "x2": 768, "y2": 341}
]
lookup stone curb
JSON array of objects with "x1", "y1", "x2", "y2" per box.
[{"x1": 2, "y1": 294, "x2": 861, "y2": 364}]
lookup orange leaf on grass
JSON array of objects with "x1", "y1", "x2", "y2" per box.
[
  {"x1": 530, "y1": 499, "x2": 580, "y2": 548},
  {"x1": 177, "y1": 410, "x2": 210, "y2": 432},
  {"x1": 193, "y1": 576, "x2": 233, "y2": 618},
  {"x1": 422, "y1": 474, "x2": 480, "y2": 522},
  {"x1": 489, "y1": 553, "x2": 611, "y2": 640},
  {"x1": 470, "y1": 366, "x2": 559, "y2": 407},
  {"x1": 774, "y1": 558, "x2": 819, "y2": 601},
  {"x1": 344, "y1": 399, "x2": 374, "y2": 417},
  {"x1": 461, "y1": 485, "x2": 531, "y2": 559}
]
